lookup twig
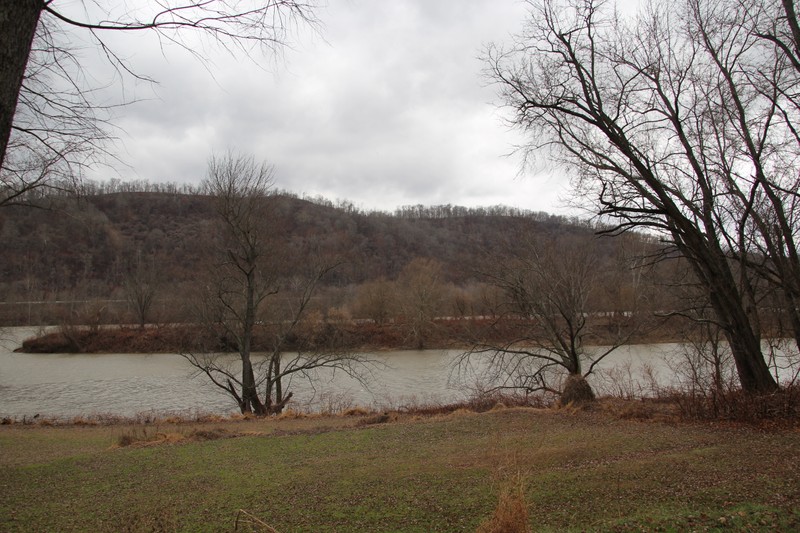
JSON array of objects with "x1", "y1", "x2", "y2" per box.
[{"x1": 234, "y1": 509, "x2": 280, "y2": 533}]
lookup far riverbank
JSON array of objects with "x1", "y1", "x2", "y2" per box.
[{"x1": 17, "y1": 315, "x2": 667, "y2": 354}]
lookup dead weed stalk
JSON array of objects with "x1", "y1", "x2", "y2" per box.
[
  {"x1": 476, "y1": 472, "x2": 531, "y2": 533},
  {"x1": 234, "y1": 509, "x2": 280, "y2": 532}
]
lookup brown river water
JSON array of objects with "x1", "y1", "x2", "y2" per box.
[{"x1": 0, "y1": 327, "x2": 795, "y2": 419}]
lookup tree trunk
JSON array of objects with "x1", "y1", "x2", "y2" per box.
[
  {"x1": 264, "y1": 355, "x2": 287, "y2": 414},
  {"x1": 274, "y1": 355, "x2": 282, "y2": 406},
  {"x1": 566, "y1": 345, "x2": 581, "y2": 375},
  {"x1": 560, "y1": 373, "x2": 595, "y2": 405},
  {"x1": 240, "y1": 356, "x2": 265, "y2": 415},
  {"x1": 240, "y1": 266, "x2": 268, "y2": 415},
  {"x1": 778, "y1": 289, "x2": 800, "y2": 355},
  {"x1": 690, "y1": 243, "x2": 779, "y2": 394},
  {"x1": 781, "y1": 0, "x2": 800, "y2": 66},
  {"x1": 724, "y1": 327, "x2": 778, "y2": 393},
  {"x1": 0, "y1": 0, "x2": 41, "y2": 168},
  {"x1": 268, "y1": 391, "x2": 292, "y2": 415}
]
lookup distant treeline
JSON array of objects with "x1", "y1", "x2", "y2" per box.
[
  {"x1": 73, "y1": 178, "x2": 585, "y2": 224},
  {"x1": 0, "y1": 180, "x2": 666, "y2": 328}
]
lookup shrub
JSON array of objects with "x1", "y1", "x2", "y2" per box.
[{"x1": 671, "y1": 384, "x2": 800, "y2": 423}]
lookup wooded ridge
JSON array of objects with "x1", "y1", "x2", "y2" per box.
[{"x1": 0, "y1": 188, "x2": 654, "y2": 327}]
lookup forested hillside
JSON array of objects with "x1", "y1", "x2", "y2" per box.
[{"x1": 0, "y1": 188, "x2": 661, "y2": 327}]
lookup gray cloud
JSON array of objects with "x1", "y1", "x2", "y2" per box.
[{"x1": 86, "y1": 0, "x2": 573, "y2": 213}]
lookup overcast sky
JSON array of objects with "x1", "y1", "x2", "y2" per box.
[{"x1": 78, "y1": 1, "x2": 580, "y2": 213}]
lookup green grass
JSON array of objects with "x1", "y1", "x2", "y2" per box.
[{"x1": 1, "y1": 408, "x2": 799, "y2": 531}]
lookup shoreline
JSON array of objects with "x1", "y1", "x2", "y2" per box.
[{"x1": 15, "y1": 317, "x2": 679, "y2": 354}]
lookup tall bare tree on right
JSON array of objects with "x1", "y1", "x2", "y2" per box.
[{"x1": 486, "y1": 0, "x2": 800, "y2": 393}]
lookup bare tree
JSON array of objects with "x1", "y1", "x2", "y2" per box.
[
  {"x1": 710, "y1": 0, "x2": 800, "y2": 354},
  {"x1": 486, "y1": 0, "x2": 790, "y2": 392},
  {"x1": 123, "y1": 249, "x2": 160, "y2": 330},
  {"x1": 397, "y1": 258, "x2": 448, "y2": 349},
  {"x1": 456, "y1": 233, "x2": 637, "y2": 401},
  {"x1": 254, "y1": 254, "x2": 371, "y2": 415},
  {"x1": 353, "y1": 278, "x2": 396, "y2": 325},
  {"x1": 183, "y1": 153, "x2": 370, "y2": 415},
  {"x1": 0, "y1": 0, "x2": 317, "y2": 204}
]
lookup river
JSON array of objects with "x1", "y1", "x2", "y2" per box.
[{"x1": 0, "y1": 327, "x2": 795, "y2": 419}]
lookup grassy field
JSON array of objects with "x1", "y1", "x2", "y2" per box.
[{"x1": 1, "y1": 406, "x2": 799, "y2": 532}]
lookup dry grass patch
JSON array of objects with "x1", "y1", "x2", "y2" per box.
[
  {"x1": 476, "y1": 479, "x2": 531, "y2": 533},
  {"x1": 114, "y1": 426, "x2": 250, "y2": 448},
  {"x1": 591, "y1": 396, "x2": 681, "y2": 422}
]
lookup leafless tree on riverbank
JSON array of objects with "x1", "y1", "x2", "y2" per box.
[
  {"x1": 485, "y1": 0, "x2": 800, "y2": 392},
  {"x1": 455, "y1": 233, "x2": 640, "y2": 402},
  {"x1": 183, "y1": 152, "x2": 372, "y2": 415}
]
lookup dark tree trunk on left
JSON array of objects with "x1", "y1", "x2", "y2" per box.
[{"x1": 0, "y1": 0, "x2": 41, "y2": 168}]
